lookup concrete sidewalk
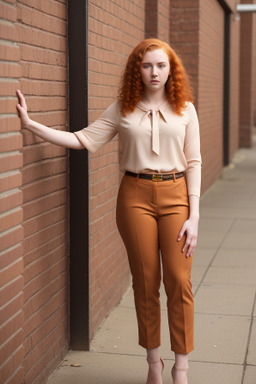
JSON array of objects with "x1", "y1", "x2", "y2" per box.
[{"x1": 47, "y1": 136, "x2": 256, "y2": 384}]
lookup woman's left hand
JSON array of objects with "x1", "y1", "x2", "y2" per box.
[{"x1": 178, "y1": 217, "x2": 199, "y2": 258}]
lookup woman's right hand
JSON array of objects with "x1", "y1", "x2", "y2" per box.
[
  {"x1": 15, "y1": 89, "x2": 84, "y2": 149},
  {"x1": 16, "y1": 89, "x2": 31, "y2": 129}
]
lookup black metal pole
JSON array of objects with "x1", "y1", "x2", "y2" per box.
[
  {"x1": 223, "y1": 10, "x2": 230, "y2": 166},
  {"x1": 68, "y1": 0, "x2": 90, "y2": 350},
  {"x1": 217, "y1": 0, "x2": 231, "y2": 165}
]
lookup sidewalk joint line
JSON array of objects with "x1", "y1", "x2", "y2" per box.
[
  {"x1": 193, "y1": 218, "x2": 237, "y2": 297},
  {"x1": 241, "y1": 290, "x2": 256, "y2": 384}
]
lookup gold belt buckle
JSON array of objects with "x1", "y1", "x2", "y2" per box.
[{"x1": 152, "y1": 174, "x2": 163, "y2": 182}]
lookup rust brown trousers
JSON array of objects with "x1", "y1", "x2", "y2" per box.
[{"x1": 116, "y1": 174, "x2": 194, "y2": 354}]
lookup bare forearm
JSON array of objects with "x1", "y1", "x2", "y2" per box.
[
  {"x1": 16, "y1": 89, "x2": 84, "y2": 150},
  {"x1": 26, "y1": 119, "x2": 83, "y2": 150},
  {"x1": 188, "y1": 195, "x2": 200, "y2": 220}
]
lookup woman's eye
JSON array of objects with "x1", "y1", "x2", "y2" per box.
[
  {"x1": 159, "y1": 64, "x2": 166, "y2": 68},
  {"x1": 143, "y1": 64, "x2": 150, "y2": 69}
]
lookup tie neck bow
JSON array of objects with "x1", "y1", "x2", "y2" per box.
[{"x1": 138, "y1": 102, "x2": 168, "y2": 156}]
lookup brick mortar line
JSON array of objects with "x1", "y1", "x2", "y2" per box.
[
  {"x1": 108, "y1": 0, "x2": 144, "y2": 13},
  {"x1": 0, "y1": 0, "x2": 16, "y2": 7},
  {"x1": 23, "y1": 269, "x2": 67, "y2": 305},
  {"x1": 0, "y1": 169, "x2": 21, "y2": 178},
  {"x1": 21, "y1": 154, "x2": 67, "y2": 166},
  {"x1": 0, "y1": 38, "x2": 20, "y2": 46},
  {"x1": 17, "y1": 40, "x2": 66, "y2": 54},
  {"x1": 0, "y1": 131, "x2": 21, "y2": 138},
  {"x1": 22, "y1": 187, "x2": 67, "y2": 206},
  {"x1": 22, "y1": 203, "x2": 67, "y2": 225},
  {"x1": 90, "y1": 229, "x2": 119, "y2": 252},
  {"x1": 0, "y1": 205, "x2": 21, "y2": 219},
  {"x1": 90, "y1": 2, "x2": 145, "y2": 27},
  {"x1": 24, "y1": 330, "x2": 68, "y2": 378},
  {"x1": 89, "y1": 16, "x2": 144, "y2": 40},
  {"x1": 23, "y1": 234, "x2": 67, "y2": 265},
  {"x1": 17, "y1": 1, "x2": 67, "y2": 22},
  {"x1": 23, "y1": 297, "x2": 67, "y2": 338},
  {"x1": 21, "y1": 172, "x2": 68, "y2": 190},
  {"x1": 0, "y1": 290, "x2": 22, "y2": 312},
  {"x1": 24, "y1": 267, "x2": 67, "y2": 297},
  {"x1": 0, "y1": 306, "x2": 23, "y2": 329},
  {"x1": 0, "y1": 273, "x2": 22, "y2": 293},
  {"x1": 0, "y1": 150, "x2": 21, "y2": 158},
  {"x1": 0, "y1": 240, "x2": 20, "y2": 257},
  {"x1": 19, "y1": 61, "x2": 67, "y2": 71},
  {"x1": 17, "y1": 20, "x2": 67, "y2": 39},
  {"x1": 0, "y1": 343, "x2": 23, "y2": 371},
  {"x1": 22, "y1": 217, "x2": 67, "y2": 242}
]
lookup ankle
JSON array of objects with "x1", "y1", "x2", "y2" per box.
[
  {"x1": 173, "y1": 363, "x2": 189, "y2": 371},
  {"x1": 146, "y1": 347, "x2": 161, "y2": 363}
]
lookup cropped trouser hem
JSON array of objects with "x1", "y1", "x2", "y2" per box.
[
  {"x1": 139, "y1": 341, "x2": 161, "y2": 350},
  {"x1": 171, "y1": 344, "x2": 194, "y2": 354},
  {"x1": 138, "y1": 341, "x2": 194, "y2": 354},
  {"x1": 116, "y1": 175, "x2": 194, "y2": 353}
]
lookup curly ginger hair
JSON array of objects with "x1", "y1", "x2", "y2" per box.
[{"x1": 118, "y1": 38, "x2": 194, "y2": 116}]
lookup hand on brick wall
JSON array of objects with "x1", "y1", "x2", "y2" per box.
[
  {"x1": 16, "y1": 90, "x2": 83, "y2": 150},
  {"x1": 16, "y1": 90, "x2": 30, "y2": 130}
]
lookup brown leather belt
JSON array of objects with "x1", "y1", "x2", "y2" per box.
[{"x1": 125, "y1": 171, "x2": 184, "y2": 182}]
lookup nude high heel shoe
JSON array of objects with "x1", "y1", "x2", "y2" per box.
[
  {"x1": 146, "y1": 357, "x2": 164, "y2": 384},
  {"x1": 171, "y1": 363, "x2": 189, "y2": 384}
]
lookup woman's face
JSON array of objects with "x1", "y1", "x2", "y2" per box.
[{"x1": 140, "y1": 48, "x2": 170, "y2": 94}]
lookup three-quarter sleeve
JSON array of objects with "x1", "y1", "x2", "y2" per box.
[
  {"x1": 184, "y1": 103, "x2": 202, "y2": 197},
  {"x1": 74, "y1": 101, "x2": 119, "y2": 153}
]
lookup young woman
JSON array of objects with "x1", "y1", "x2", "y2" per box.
[{"x1": 16, "y1": 38, "x2": 201, "y2": 384}]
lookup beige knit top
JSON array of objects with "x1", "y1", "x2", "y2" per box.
[{"x1": 74, "y1": 100, "x2": 202, "y2": 197}]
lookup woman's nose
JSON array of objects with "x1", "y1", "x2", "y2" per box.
[{"x1": 151, "y1": 66, "x2": 158, "y2": 76}]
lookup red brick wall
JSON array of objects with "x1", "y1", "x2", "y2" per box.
[
  {"x1": 18, "y1": 0, "x2": 69, "y2": 382},
  {"x1": 0, "y1": 1, "x2": 69, "y2": 383},
  {"x1": 169, "y1": 0, "x2": 200, "y2": 103},
  {"x1": 145, "y1": 0, "x2": 158, "y2": 37},
  {"x1": 158, "y1": 0, "x2": 170, "y2": 42},
  {"x1": 229, "y1": 11, "x2": 240, "y2": 158},
  {"x1": 145, "y1": 0, "x2": 170, "y2": 41},
  {"x1": 88, "y1": 0, "x2": 145, "y2": 340},
  {"x1": 169, "y1": 0, "x2": 241, "y2": 190},
  {"x1": 0, "y1": 2, "x2": 24, "y2": 383},
  {"x1": 198, "y1": 0, "x2": 225, "y2": 191},
  {"x1": 239, "y1": 8, "x2": 254, "y2": 147}
]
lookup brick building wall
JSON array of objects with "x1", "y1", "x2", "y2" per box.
[
  {"x1": 229, "y1": 8, "x2": 240, "y2": 156},
  {"x1": 87, "y1": 0, "x2": 145, "y2": 340},
  {"x1": 0, "y1": 3, "x2": 24, "y2": 384},
  {"x1": 239, "y1": 0, "x2": 255, "y2": 147},
  {"x1": 19, "y1": 0, "x2": 69, "y2": 381},
  {"x1": 198, "y1": 0, "x2": 225, "y2": 190},
  {"x1": 158, "y1": 0, "x2": 170, "y2": 42},
  {"x1": 169, "y1": 0, "x2": 240, "y2": 192},
  {"x1": 1, "y1": 1, "x2": 69, "y2": 383},
  {"x1": 169, "y1": 0, "x2": 200, "y2": 103}
]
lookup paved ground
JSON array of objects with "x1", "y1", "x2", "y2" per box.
[{"x1": 47, "y1": 136, "x2": 256, "y2": 384}]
